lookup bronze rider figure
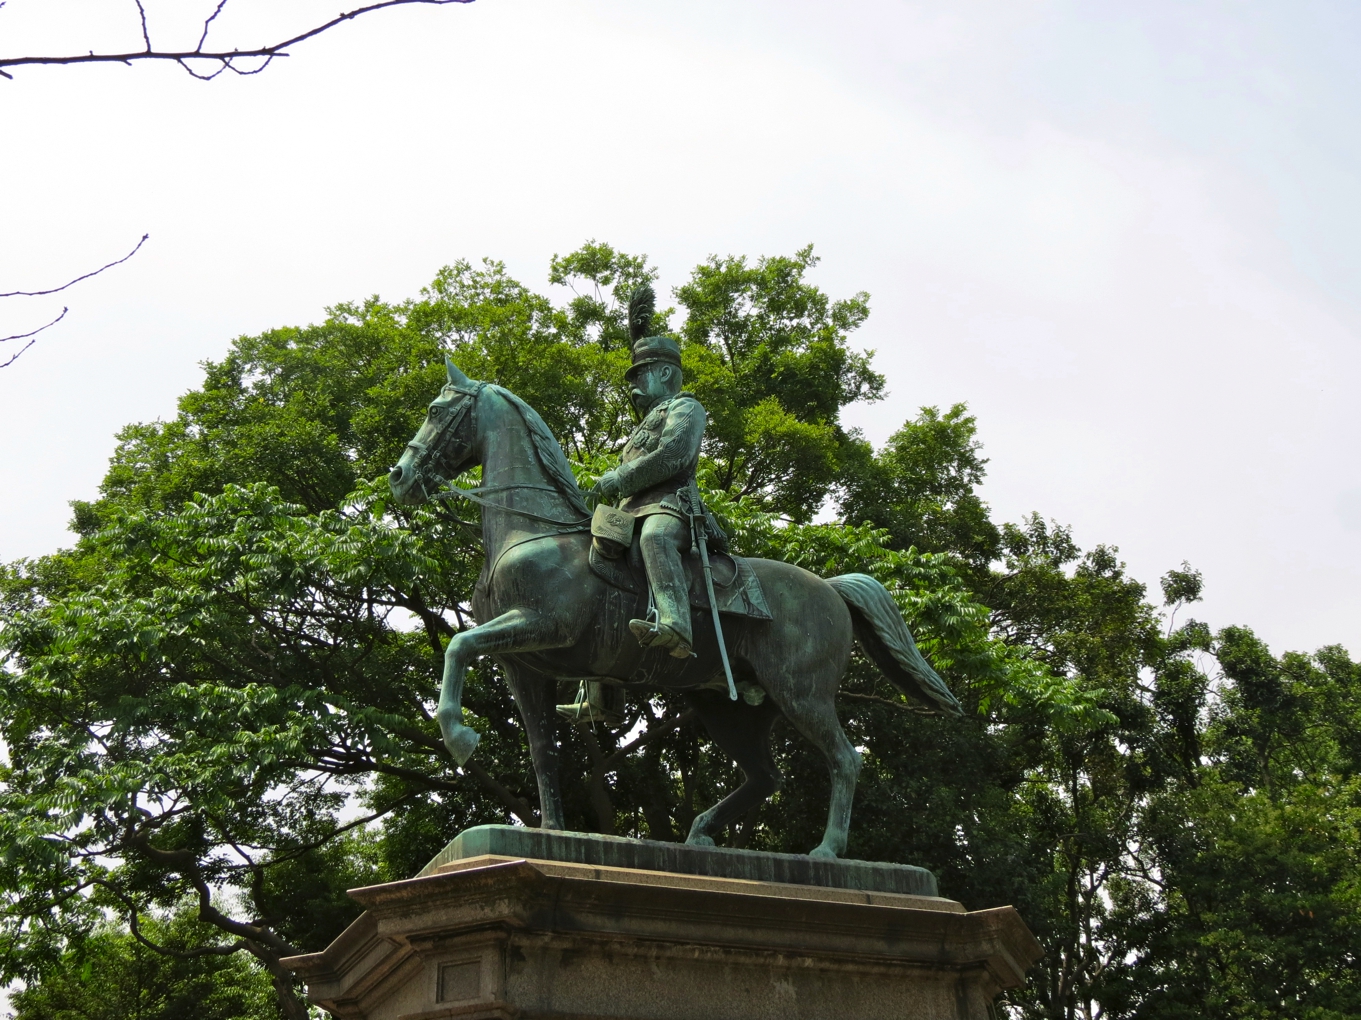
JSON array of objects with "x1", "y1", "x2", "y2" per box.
[{"x1": 587, "y1": 285, "x2": 707, "y2": 659}]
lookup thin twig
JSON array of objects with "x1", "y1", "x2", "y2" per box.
[
  {"x1": 1, "y1": 308, "x2": 67, "y2": 343},
  {"x1": 95, "y1": 880, "x2": 248, "y2": 959},
  {"x1": 0, "y1": 306, "x2": 68, "y2": 367},
  {"x1": 198, "y1": 0, "x2": 231, "y2": 52},
  {"x1": 596, "y1": 709, "x2": 698, "y2": 774},
  {"x1": 0, "y1": 1, "x2": 474, "y2": 80},
  {"x1": 840, "y1": 690, "x2": 940, "y2": 715},
  {"x1": 134, "y1": 0, "x2": 152, "y2": 51},
  {"x1": 1, "y1": 234, "x2": 148, "y2": 297},
  {"x1": 0, "y1": 338, "x2": 35, "y2": 369}
]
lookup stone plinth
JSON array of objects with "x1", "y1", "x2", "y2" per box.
[
  {"x1": 282, "y1": 828, "x2": 1042, "y2": 1020},
  {"x1": 419, "y1": 825, "x2": 939, "y2": 896}
]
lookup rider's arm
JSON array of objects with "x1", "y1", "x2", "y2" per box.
[{"x1": 613, "y1": 397, "x2": 705, "y2": 498}]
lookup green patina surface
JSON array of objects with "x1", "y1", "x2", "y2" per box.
[
  {"x1": 419, "y1": 825, "x2": 940, "y2": 897},
  {"x1": 389, "y1": 318, "x2": 961, "y2": 864}
]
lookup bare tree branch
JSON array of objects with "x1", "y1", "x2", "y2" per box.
[
  {"x1": 1, "y1": 234, "x2": 148, "y2": 367},
  {"x1": 125, "y1": 830, "x2": 300, "y2": 957},
  {"x1": 597, "y1": 708, "x2": 698, "y2": 775},
  {"x1": 0, "y1": 307, "x2": 65, "y2": 368},
  {"x1": 198, "y1": 0, "x2": 231, "y2": 51},
  {"x1": 840, "y1": 690, "x2": 941, "y2": 715},
  {"x1": 115, "y1": 824, "x2": 312, "y2": 1018},
  {"x1": 135, "y1": 1, "x2": 152, "y2": 52},
  {"x1": 0, "y1": 234, "x2": 148, "y2": 297},
  {"x1": 383, "y1": 721, "x2": 539, "y2": 824},
  {"x1": 94, "y1": 880, "x2": 249, "y2": 960},
  {"x1": 581, "y1": 710, "x2": 700, "y2": 835},
  {"x1": 0, "y1": 0, "x2": 475, "y2": 80},
  {"x1": 461, "y1": 758, "x2": 538, "y2": 825}
]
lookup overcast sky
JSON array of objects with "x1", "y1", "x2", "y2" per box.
[{"x1": 2, "y1": 0, "x2": 1358, "y2": 657}]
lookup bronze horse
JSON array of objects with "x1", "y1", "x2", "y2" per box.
[{"x1": 388, "y1": 359, "x2": 962, "y2": 859}]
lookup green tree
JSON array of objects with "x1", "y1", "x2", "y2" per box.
[
  {"x1": 0, "y1": 244, "x2": 932, "y2": 1016},
  {"x1": 3, "y1": 241, "x2": 1355, "y2": 1020},
  {"x1": 8, "y1": 907, "x2": 276, "y2": 1020},
  {"x1": 1097, "y1": 634, "x2": 1361, "y2": 1019},
  {"x1": 676, "y1": 245, "x2": 883, "y2": 520},
  {"x1": 837, "y1": 402, "x2": 1001, "y2": 575}
]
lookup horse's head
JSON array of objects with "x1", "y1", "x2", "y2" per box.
[{"x1": 388, "y1": 357, "x2": 483, "y2": 505}]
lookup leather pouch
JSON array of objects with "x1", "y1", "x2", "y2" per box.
[{"x1": 591, "y1": 504, "x2": 635, "y2": 559}]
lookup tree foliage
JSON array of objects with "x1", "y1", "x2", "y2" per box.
[
  {"x1": 2, "y1": 243, "x2": 1356, "y2": 1019},
  {"x1": 8, "y1": 907, "x2": 276, "y2": 1020}
]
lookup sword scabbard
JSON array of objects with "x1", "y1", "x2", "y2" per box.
[{"x1": 695, "y1": 505, "x2": 738, "y2": 702}]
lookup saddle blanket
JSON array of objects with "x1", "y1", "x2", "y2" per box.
[{"x1": 588, "y1": 543, "x2": 773, "y2": 621}]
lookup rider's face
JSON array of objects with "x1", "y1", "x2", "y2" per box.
[{"x1": 630, "y1": 363, "x2": 676, "y2": 413}]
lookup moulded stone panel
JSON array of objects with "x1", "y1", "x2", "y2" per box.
[{"x1": 283, "y1": 852, "x2": 1042, "y2": 1020}]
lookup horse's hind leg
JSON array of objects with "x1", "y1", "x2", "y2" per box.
[
  {"x1": 499, "y1": 658, "x2": 565, "y2": 830},
  {"x1": 745, "y1": 568, "x2": 861, "y2": 860},
  {"x1": 684, "y1": 689, "x2": 781, "y2": 847},
  {"x1": 763, "y1": 679, "x2": 862, "y2": 861}
]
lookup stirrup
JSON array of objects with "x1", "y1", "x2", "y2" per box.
[
  {"x1": 556, "y1": 679, "x2": 625, "y2": 727},
  {"x1": 629, "y1": 617, "x2": 661, "y2": 645},
  {"x1": 555, "y1": 701, "x2": 615, "y2": 725},
  {"x1": 629, "y1": 618, "x2": 693, "y2": 659}
]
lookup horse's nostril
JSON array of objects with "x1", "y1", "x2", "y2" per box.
[{"x1": 389, "y1": 465, "x2": 404, "y2": 483}]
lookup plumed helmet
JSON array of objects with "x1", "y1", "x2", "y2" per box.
[
  {"x1": 624, "y1": 283, "x2": 682, "y2": 380},
  {"x1": 626, "y1": 335, "x2": 682, "y2": 381}
]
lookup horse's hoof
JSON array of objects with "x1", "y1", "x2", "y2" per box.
[
  {"x1": 809, "y1": 844, "x2": 838, "y2": 861},
  {"x1": 443, "y1": 723, "x2": 481, "y2": 765},
  {"x1": 686, "y1": 834, "x2": 716, "y2": 847}
]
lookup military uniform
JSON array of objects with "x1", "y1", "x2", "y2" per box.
[
  {"x1": 615, "y1": 389, "x2": 705, "y2": 653},
  {"x1": 595, "y1": 333, "x2": 708, "y2": 657},
  {"x1": 557, "y1": 294, "x2": 706, "y2": 722},
  {"x1": 616, "y1": 392, "x2": 706, "y2": 518}
]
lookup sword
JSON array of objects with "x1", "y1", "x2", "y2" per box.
[{"x1": 687, "y1": 482, "x2": 738, "y2": 701}]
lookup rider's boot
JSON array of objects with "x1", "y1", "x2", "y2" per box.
[
  {"x1": 628, "y1": 617, "x2": 692, "y2": 657},
  {"x1": 556, "y1": 680, "x2": 626, "y2": 727},
  {"x1": 629, "y1": 516, "x2": 693, "y2": 659}
]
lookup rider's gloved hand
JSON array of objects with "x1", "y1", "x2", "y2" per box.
[{"x1": 588, "y1": 470, "x2": 622, "y2": 508}]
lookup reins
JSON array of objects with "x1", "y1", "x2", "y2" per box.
[
  {"x1": 432, "y1": 483, "x2": 591, "y2": 529},
  {"x1": 413, "y1": 380, "x2": 592, "y2": 530}
]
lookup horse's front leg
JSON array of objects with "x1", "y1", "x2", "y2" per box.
[{"x1": 439, "y1": 608, "x2": 558, "y2": 764}]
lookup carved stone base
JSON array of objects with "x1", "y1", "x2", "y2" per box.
[{"x1": 283, "y1": 831, "x2": 1042, "y2": 1020}]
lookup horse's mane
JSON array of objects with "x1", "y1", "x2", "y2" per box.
[{"x1": 489, "y1": 385, "x2": 592, "y2": 518}]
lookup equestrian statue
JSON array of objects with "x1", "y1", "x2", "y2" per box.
[{"x1": 387, "y1": 285, "x2": 962, "y2": 860}]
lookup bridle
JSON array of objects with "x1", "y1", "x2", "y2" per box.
[
  {"x1": 406, "y1": 381, "x2": 590, "y2": 530},
  {"x1": 403, "y1": 381, "x2": 482, "y2": 498}
]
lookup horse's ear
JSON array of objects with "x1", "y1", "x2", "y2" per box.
[{"x1": 445, "y1": 356, "x2": 473, "y2": 388}]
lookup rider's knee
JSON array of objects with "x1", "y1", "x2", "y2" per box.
[
  {"x1": 638, "y1": 513, "x2": 669, "y2": 536},
  {"x1": 640, "y1": 513, "x2": 687, "y2": 550}
]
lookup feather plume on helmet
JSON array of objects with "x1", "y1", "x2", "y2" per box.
[
  {"x1": 627, "y1": 283, "x2": 656, "y2": 343},
  {"x1": 624, "y1": 283, "x2": 681, "y2": 380}
]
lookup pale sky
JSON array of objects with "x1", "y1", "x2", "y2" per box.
[{"x1": 2, "y1": 1, "x2": 1358, "y2": 657}]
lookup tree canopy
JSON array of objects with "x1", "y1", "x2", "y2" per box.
[{"x1": 1, "y1": 242, "x2": 1357, "y2": 1020}]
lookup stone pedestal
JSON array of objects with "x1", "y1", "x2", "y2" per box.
[{"x1": 282, "y1": 826, "x2": 1042, "y2": 1020}]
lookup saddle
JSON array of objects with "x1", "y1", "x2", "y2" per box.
[{"x1": 588, "y1": 540, "x2": 773, "y2": 620}]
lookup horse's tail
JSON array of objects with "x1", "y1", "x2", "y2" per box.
[{"x1": 827, "y1": 573, "x2": 963, "y2": 716}]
